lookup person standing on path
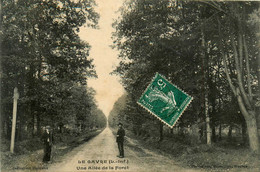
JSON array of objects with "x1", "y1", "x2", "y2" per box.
[
  {"x1": 42, "y1": 126, "x2": 54, "y2": 163},
  {"x1": 116, "y1": 122, "x2": 125, "y2": 158}
]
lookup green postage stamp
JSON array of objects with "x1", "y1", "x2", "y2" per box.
[{"x1": 137, "y1": 73, "x2": 193, "y2": 128}]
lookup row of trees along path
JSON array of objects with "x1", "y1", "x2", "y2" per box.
[
  {"x1": 111, "y1": 0, "x2": 260, "y2": 153},
  {"x1": 1, "y1": 0, "x2": 106, "y2": 147}
]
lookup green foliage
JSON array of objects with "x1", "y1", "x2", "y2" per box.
[
  {"x1": 108, "y1": 93, "x2": 127, "y2": 127},
  {"x1": 91, "y1": 108, "x2": 107, "y2": 129},
  {"x1": 112, "y1": 0, "x2": 260, "y2": 145},
  {"x1": 1, "y1": 0, "x2": 104, "y2": 139}
]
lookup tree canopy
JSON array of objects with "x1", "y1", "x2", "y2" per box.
[
  {"x1": 112, "y1": 0, "x2": 260, "y2": 153},
  {"x1": 1, "y1": 0, "x2": 106, "y2": 139}
]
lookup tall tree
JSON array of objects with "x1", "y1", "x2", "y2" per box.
[
  {"x1": 218, "y1": 2, "x2": 260, "y2": 153},
  {"x1": 113, "y1": 0, "x2": 260, "y2": 152},
  {"x1": 1, "y1": 0, "x2": 99, "y2": 138}
]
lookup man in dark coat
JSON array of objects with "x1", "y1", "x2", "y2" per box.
[
  {"x1": 42, "y1": 126, "x2": 54, "y2": 163},
  {"x1": 116, "y1": 122, "x2": 125, "y2": 158}
]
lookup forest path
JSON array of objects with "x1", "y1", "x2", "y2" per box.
[{"x1": 48, "y1": 127, "x2": 200, "y2": 172}]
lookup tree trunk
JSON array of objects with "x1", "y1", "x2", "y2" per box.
[
  {"x1": 212, "y1": 126, "x2": 216, "y2": 142},
  {"x1": 237, "y1": 94, "x2": 259, "y2": 153},
  {"x1": 242, "y1": 118, "x2": 247, "y2": 145},
  {"x1": 228, "y1": 125, "x2": 233, "y2": 141},
  {"x1": 36, "y1": 113, "x2": 41, "y2": 136},
  {"x1": 210, "y1": 95, "x2": 216, "y2": 142},
  {"x1": 31, "y1": 112, "x2": 35, "y2": 137},
  {"x1": 199, "y1": 122, "x2": 204, "y2": 142},
  {"x1": 222, "y1": 37, "x2": 260, "y2": 153},
  {"x1": 206, "y1": 110, "x2": 211, "y2": 145},
  {"x1": 170, "y1": 128, "x2": 173, "y2": 134},
  {"x1": 245, "y1": 113, "x2": 259, "y2": 153},
  {"x1": 201, "y1": 25, "x2": 211, "y2": 145},
  {"x1": 256, "y1": 37, "x2": 260, "y2": 139},
  {"x1": 159, "y1": 122, "x2": 163, "y2": 141},
  {"x1": 218, "y1": 124, "x2": 222, "y2": 141}
]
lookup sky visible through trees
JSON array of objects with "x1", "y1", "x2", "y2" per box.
[{"x1": 79, "y1": 0, "x2": 125, "y2": 117}]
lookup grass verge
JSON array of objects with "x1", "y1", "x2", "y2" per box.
[
  {"x1": 0, "y1": 128, "x2": 104, "y2": 171},
  {"x1": 112, "y1": 127, "x2": 260, "y2": 171}
]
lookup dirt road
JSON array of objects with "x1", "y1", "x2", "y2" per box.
[{"x1": 47, "y1": 127, "x2": 200, "y2": 172}]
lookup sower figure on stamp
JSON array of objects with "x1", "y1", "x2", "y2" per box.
[
  {"x1": 116, "y1": 122, "x2": 125, "y2": 158},
  {"x1": 42, "y1": 126, "x2": 54, "y2": 163}
]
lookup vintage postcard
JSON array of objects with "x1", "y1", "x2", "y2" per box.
[{"x1": 1, "y1": 0, "x2": 260, "y2": 172}]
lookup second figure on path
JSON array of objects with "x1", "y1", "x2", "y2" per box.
[
  {"x1": 116, "y1": 122, "x2": 125, "y2": 158},
  {"x1": 42, "y1": 126, "x2": 54, "y2": 163}
]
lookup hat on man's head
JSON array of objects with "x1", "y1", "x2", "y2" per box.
[
  {"x1": 45, "y1": 126, "x2": 51, "y2": 129},
  {"x1": 118, "y1": 122, "x2": 123, "y2": 126}
]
